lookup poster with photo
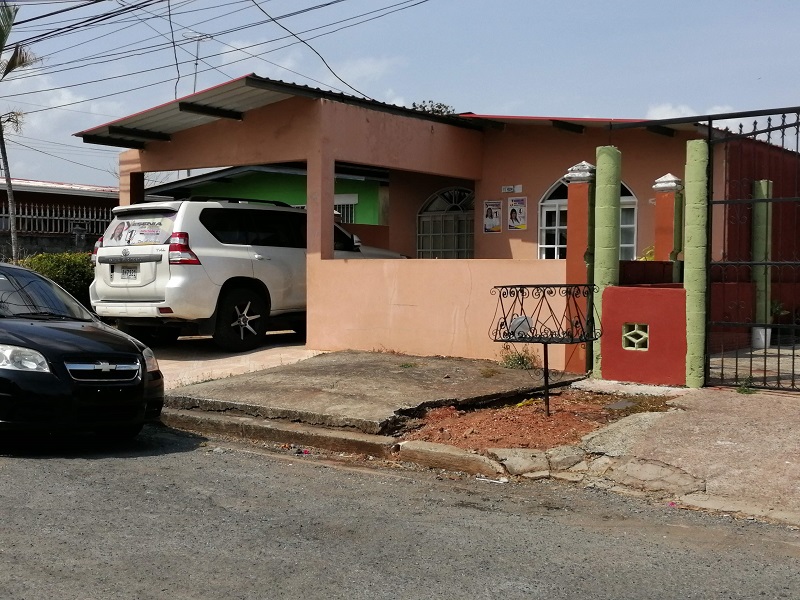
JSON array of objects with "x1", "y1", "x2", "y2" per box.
[
  {"x1": 483, "y1": 200, "x2": 502, "y2": 233},
  {"x1": 104, "y1": 214, "x2": 176, "y2": 247},
  {"x1": 508, "y1": 197, "x2": 527, "y2": 230}
]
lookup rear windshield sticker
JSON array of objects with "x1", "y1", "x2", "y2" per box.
[{"x1": 104, "y1": 214, "x2": 176, "y2": 247}]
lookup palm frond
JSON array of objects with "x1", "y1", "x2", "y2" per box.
[
  {"x1": 0, "y1": 3, "x2": 19, "y2": 54},
  {"x1": 2, "y1": 43, "x2": 36, "y2": 80}
]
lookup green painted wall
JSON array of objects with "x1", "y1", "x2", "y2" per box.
[
  {"x1": 592, "y1": 146, "x2": 622, "y2": 377},
  {"x1": 683, "y1": 140, "x2": 709, "y2": 388},
  {"x1": 188, "y1": 172, "x2": 382, "y2": 225}
]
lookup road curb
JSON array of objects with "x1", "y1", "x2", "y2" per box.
[
  {"x1": 161, "y1": 408, "x2": 396, "y2": 457},
  {"x1": 160, "y1": 410, "x2": 800, "y2": 527}
]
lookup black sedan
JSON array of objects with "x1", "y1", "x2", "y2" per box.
[{"x1": 0, "y1": 263, "x2": 163, "y2": 438}]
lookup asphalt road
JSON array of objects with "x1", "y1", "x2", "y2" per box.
[{"x1": 0, "y1": 425, "x2": 798, "y2": 600}]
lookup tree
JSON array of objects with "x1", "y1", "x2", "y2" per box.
[
  {"x1": 411, "y1": 100, "x2": 456, "y2": 116},
  {"x1": 0, "y1": 2, "x2": 37, "y2": 263}
]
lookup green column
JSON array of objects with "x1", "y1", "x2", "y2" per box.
[
  {"x1": 752, "y1": 180, "x2": 773, "y2": 325},
  {"x1": 592, "y1": 146, "x2": 621, "y2": 377},
  {"x1": 684, "y1": 140, "x2": 709, "y2": 388}
]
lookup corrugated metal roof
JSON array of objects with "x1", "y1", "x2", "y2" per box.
[
  {"x1": 77, "y1": 73, "x2": 726, "y2": 151},
  {"x1": 75, "y1": 74, "x2": 483, "y2": 150},
  {"x1": 1, "y1": 178, "x2": 118, "y2": 199}
]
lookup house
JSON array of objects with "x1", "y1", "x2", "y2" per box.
[
  {"x1": 75, "y1": 75, "x2": 800, "y2": 391},
  {"x1": 0, "y1": 178, "x2": 118, "y2": 256}
]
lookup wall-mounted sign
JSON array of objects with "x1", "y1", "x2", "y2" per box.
[
  {"x1": 483, "y1": 200, "x2": 502, "y2": 233},
  {"x1": 508, "y1": 197, "x2": 527, "y2": 230},
  {"x1": 501, "y1": 185, "x2": 523, "y2": 193}
]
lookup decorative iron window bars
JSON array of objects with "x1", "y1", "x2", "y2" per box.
[{"x1": 489, "y1": 284, "x2": 601, "y2": 415}]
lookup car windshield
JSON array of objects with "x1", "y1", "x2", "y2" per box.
[{"x1": 0, "y1": 267, "x2": 94, "y2": 320}]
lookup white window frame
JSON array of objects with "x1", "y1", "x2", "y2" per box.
[
  {"x1": 538, "y1": 180, "x2": 638, "y2": 260},
  {"x1": 296, "y1": 194, "x2": 358, "y2": 224},
  {"x1": 538, "y1": 198, "x2": 568, "y2": 259}
]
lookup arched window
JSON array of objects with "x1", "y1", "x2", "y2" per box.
[
  {"x1": 538, "y1": 180, "x2": 638, "y2": 260},
  {"x1": 417, "y1": 187, "x2": 474, "y2": 259}
]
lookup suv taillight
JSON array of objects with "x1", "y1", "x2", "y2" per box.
[
  {"x1": 168, "y1": 232, "x2": 201, "y2": 265},
  {"x1": 91, "y1": 236, "x2": 103, "y2": 265}
]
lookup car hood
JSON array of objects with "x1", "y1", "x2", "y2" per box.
[{"x1": 0, "y1": 318, "x2": 143, "y2": 356}]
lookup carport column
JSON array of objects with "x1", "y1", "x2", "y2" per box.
[
  {"x1": 305, "y1": 140, "x2": 335, "y2": 348},
  {"x1": 752, "y1": 180, "x2": 773, "y2": 326},
  {"x1": 683, "y1": 140, "x2": 709, "y2": 388},
  {"x1": 118, "y1": 150, "x2": 145, "y2": 206},
  {"x1": 592, "y1": 146, "x2": 621, "y2": 377},
  {"x1": 564, "y1": 160, "x2": 596, "y2": 374},
  {"x1": 652, "y1": 173, "x2": 684, "y2": 283},
  {"x1": 306, "y1": 144, "x2": 335, "y2": 260}
]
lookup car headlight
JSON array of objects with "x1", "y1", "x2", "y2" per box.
[
  {"x1": 0, "y1": 345, "x2": 50, "y2": 373},
  {"x1": 142, "y1": 347, "x2": 160, "y2": 373}
]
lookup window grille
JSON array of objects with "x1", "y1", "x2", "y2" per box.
[{"x1": 417, "y1": 187, "x2": 475, "y2": 259}]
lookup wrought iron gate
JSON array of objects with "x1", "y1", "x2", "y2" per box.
[{"x1": 706, "y1": 108, "x2": 800, "y2": 390}]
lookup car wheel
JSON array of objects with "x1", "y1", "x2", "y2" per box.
[{"x1": 213, "y1": 288, "x2": 268, "y2": 352}]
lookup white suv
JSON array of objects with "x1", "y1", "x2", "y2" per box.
[{"x1": 90, "y1": 198, "x2": 399, "y2": 351}]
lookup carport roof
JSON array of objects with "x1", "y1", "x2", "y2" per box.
[{"x1": 74, "y1": 74, "x2": 484, "y2": 150}]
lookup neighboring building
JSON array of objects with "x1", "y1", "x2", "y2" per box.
[
  {"x1": 0, "y1": 178, "x2": 117, "y2": 256},
  {"x1": 74, "y1": 75, "x2": 800, "y2": 390},
  {"x1": 146, "y1": 164, "x2": 388, "y2": 226}
]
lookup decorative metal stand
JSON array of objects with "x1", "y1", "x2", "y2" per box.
[{"x1": 489, "y1": 284, "x2": 602, "y2": 416}]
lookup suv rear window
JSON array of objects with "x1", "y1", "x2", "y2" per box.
[{"x1": 103, "y1": 210, "x2": 177, "y2": 247}]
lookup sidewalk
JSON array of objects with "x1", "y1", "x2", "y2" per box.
[{"x1": 155, "y1": 340, "x2": 800, "y2": 527}]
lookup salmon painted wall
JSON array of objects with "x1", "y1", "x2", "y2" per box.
[
  {"x1": 474, "y1": 125, "x2": 700, "y2": 261},
  {"x1": 319, "y1": 101, "x2": 484, "y2": 178},
  {"x1": 306, "y1": 258, "x2": 568, "y2": 368},
  {"x1": 119, "y1": 97, "x2": 484, "y2": 205}
]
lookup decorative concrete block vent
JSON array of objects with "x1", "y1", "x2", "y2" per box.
[{"x1": 622, "y1": 323, "x2": 649, "y2": 351}]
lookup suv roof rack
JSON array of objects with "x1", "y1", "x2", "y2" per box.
[{"x1": 187, "y1": 196, "x2": 293, "y2": 208}]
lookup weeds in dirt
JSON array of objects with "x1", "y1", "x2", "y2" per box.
[
  {"x1": 480, "y1": 366, "x2": 501, "y2": 378},
  {"x1": 736, "y1": 376, "x2": 756, "y2": 394},
  {"x1": 498, "y1": 343, "x2": 540, "y2": 370}
]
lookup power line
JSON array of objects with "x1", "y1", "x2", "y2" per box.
[
  {"x1": 5, "y1": 0, "x2": 427, "y2": 93},
  {"x1": 248, "y1": 0, "x2": 371, "y2": 99},
  {"x1": 7, "y1": 138, "x2": 116, "y2": 173}
]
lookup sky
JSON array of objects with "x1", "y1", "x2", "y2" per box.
[{"x1": 2, "y1": 0, "x2": 800, "y2": 188}]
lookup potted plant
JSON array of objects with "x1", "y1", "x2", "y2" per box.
[{"x1": 753, "y1": 300, "x2": 788, "y2": 349}]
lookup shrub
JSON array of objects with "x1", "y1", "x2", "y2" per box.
[{"x1": 20, "y1": 252, "x2": 94, "y2": 309}]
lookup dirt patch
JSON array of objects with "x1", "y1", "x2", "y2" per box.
[{"x1": 400, "y1": 388, "x2": 674, "y2": 451}]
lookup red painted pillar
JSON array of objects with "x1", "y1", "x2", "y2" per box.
[
  {"x1": 653, "y1": 173, "x2": 684, "y2": 263},
  {"x1": 564, "y1": 161, "x2": 596, "y2": 374}
]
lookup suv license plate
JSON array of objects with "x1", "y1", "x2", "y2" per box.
[{"x1": 120, "y1": 266, "x2": 138, "y2": 280}]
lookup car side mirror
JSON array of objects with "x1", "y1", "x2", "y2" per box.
[{"x1": 352, "y1": 234, "x2": 362, "y2": 249}]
